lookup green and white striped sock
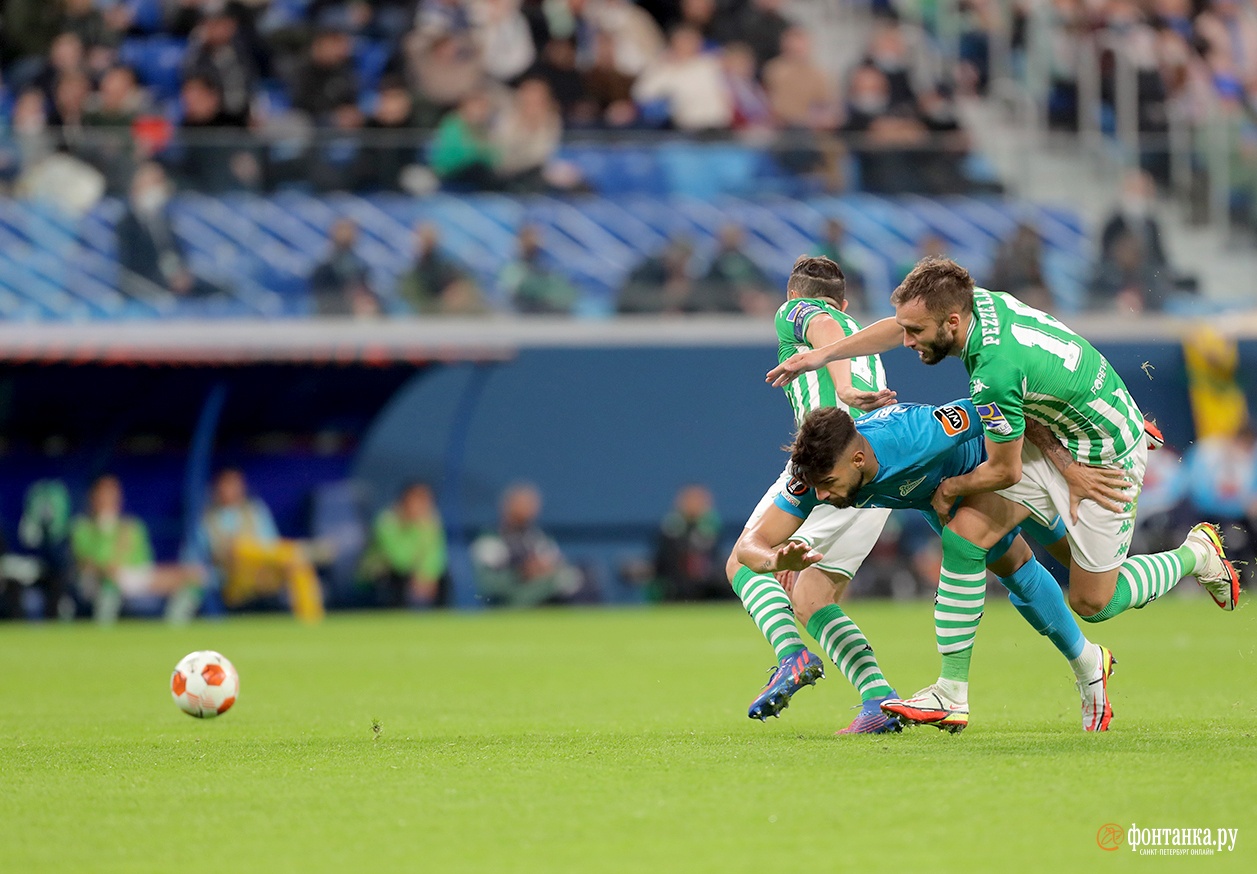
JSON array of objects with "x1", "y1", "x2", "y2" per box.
[
  {"x1": 806, "y1": 604, "x2": 893, "y2": 701},
  {"x1": 936, "y1": 528, "x2": 989, "y2": 684},
  {"x1": 1081, "y1": 546, "x2": 1197, "y2": 623},
  {"x1": 731, "y1": 566, "x2": 804, "y2": 660}
]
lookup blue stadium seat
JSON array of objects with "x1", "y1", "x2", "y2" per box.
[{"x1": 119, "y1": 36, "x2": 188, "y2": 103}]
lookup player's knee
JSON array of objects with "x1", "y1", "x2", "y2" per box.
[
  {"x1": 1069, "y1": 589, "x2": 1107, "y2": 619},
  {"x1": 724, "y1": 547, "x2": 742, "y2": 586}
]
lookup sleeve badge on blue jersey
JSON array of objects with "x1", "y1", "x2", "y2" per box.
[
  {"x1": 933, "y1": 404, "x2": 970, "y2": 436},
  {"x1": 785, "y1": 476, "x2": 810, "y2": 497},
  {"x1": 786, "y1": 302, "x2": 823, "y2": 343},
  {"x1": 976, "y1": 402, "x2": 1014, "y2": 436}
]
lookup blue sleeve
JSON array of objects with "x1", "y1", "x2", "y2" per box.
[
  {"x1": 253, "y1": 501, "x2": 280, "y2": 542},
  {"x1": 772, "y1": 476, "x2": 820, "y2": 519}
]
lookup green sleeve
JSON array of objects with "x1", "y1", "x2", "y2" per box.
[
  {"x1": 372, "y1": 512, "x2": 412, "y2": 572},
  {"x1": 418, "y1": 517, "x2": 448, "y2": 582},
  {"x1": 126, "y1": 519, "x2": 154, "y2": 566},
  {"x1": 970, "y1": 359, "x2": 1026, "y2": 443},
  {"x1": 70, "y1": 518, "x2": 98, "y2": 565},
  {"x1": 776, "y1": 299, "x2": 842, "y2": 346}
]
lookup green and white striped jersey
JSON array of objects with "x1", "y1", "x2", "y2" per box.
[
  {"x1": 775, "y1": 297, "x2": 887, "y2": 426},
  {"x1": 962, "y1": 288, "x2": 1144, "y2": 465}
]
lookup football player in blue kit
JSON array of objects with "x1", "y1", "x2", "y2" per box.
[{"x1": 736, "y1": 399, "x2": 1132, "y2": 733}]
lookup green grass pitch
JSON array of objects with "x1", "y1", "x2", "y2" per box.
[{"x1": 3, "y1": 596, "x2": 1254, "y2": 872}]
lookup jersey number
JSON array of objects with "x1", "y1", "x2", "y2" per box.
[{"x1": 1010, "y1": 324, "x2": 1081, "y2": 372}]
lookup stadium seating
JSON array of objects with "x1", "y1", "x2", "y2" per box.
[{"x1": 0, "y1": 192, "x2": 1091, "y2": 320}]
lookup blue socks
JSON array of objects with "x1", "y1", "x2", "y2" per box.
[{"x1": 999, "y1": 558, "x2": 1085, "y2": 661}]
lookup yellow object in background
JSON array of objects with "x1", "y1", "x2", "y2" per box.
[{"x1": 1182, "y1": 326, "x2": 1249, "y2": 440}]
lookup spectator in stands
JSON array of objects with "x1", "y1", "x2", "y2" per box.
[
  {"x1": 117, "y1": 162, "x2": 222, "y2": 299},
  {"x1": 355, "y1": 77, "x2": 421, "y2": 192},
  {"x1": 1, "y1": 0, "x2": 64, "y2": 69},
  {"x1": 987, "y1": 221, "x2": 1055, "y2": 312},
  {"x1": 763, "y1": 28, "x2": 839, "y2": 130},
  {"x1": 83, "y1": 66, "x2": 146, "y2": 193},
  {"x1": 470, "y1": 482, "x2": 585, "y2": 607},
  {"x1": 201, "y1": 468, "x2": 325, "y2": 622},
  {"x1": 1183, "y1": 422, "x2": 1257, "y2": 565},
  {"x1": 292, "y1": 27, "x2": 360, "y2": 123},
  {"x1": 31, "y1": 32, "x2": 88, "y2": 107},
  {"x1": 863, "y1": 8, "x2": 923, "y2": 110},
  {"x1": 692, "y1": 224, "x2": 775, "y2": 314},
  {"x1": 679, "y1": 0, "x2": 717, "y2": 42},
  {"x1": 62, "y1": 0, "x2": 120, "y2": 64},
  {"x1": 5, "y1": 89, "x2": 55, "y2": 189},
  {"x1": 1091, "y1": 169, "x2": 1173, "y2": 311},
  {"x1": 492, "y1": 77, "x2": 561, "y2": 191},
  {"x1": 617, "y1": 234, "x2": 695, "y2": 314},
  {"x1": 359, "y1": 482, "x2": 448, "y2": 608},
  {"x1": 588, "y1": 0, "x2": 666, "y2": 77},
  {"x1": 430, "y1": 90, "x2": 500, "y2": 189},
  {"x1": 182, "y1": 6, "x2": 257, "y2": 127},
  {"x1": 632, "y1": 25, "x2": 732, "y2": 131},
  {"x1": 499, "y1": 224, "x2": 578, "y2": 314},
  {"x1": 1196, "y1": 0, "x2": 1257, "y2": 85},
  {"x1": 397, "y1": 222, "x2": 487, "y2": 314},
  {"x1": 842, "y1": 62, "x2": 970, "y2": 195},
  {"x1": 721, "y1": 42, "x2": 774, "y2": 130},
  {"x1": 309, "y1": 218, "x2": 381, "y2": 317},
  {"x1": 813, "y1": 218, "x2": 867, "y2": 313},
  {"x1": 407, "y1": 29, "x2": 485, "y2": 113},
  {"x1": 172, "y1": 75, "x2": 263, "y2": 192},
  {"x1": 712, "y1": 0, "x2": 793, "y2": 69},
  {"x1": 581, "y1": 31, "x2": 639, "y2": 126},
  {"x1": 71, "y1": 475, "x2": 203, "y2": 625},
  {"x1": 492, "y1": 77, "x2": 583, "y2": 191},
  {"x1": 653, "y1": 484, "x2": 728, "y2": 601},
  {"x1": 532, "y1": 38, "x2": 588, "y2": 122},
  {"x1": 474, "y1": 0, "x2": 537, "y2": 83}
]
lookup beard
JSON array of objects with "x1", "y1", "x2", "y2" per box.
[
  {"x1": 916, "y1": 323, "x2": 959, "y2": 365},
  {"x1": 822, "y1": 493, "x2": 855, "y2": 509}
]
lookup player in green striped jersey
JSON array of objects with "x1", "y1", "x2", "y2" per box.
[
  {"x1": 767, "y1": 257, "x2": 1239, "y2": 731},
  {"x1": 727, "y1": 256, "x2": 903, "y2": 732}
]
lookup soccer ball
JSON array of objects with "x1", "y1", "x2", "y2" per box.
[{"x1": 171, "y1": 651, "x2": 239, "y2": 718}]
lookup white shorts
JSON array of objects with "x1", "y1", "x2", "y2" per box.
[
  {"x1": 114, "y1": 566, "x2": 156, "y2": 597},
  {"x1": 745, "y1": 466, "x2": 893, "y2": 578},
  {"x1": 997, "y1": 440, "x2": 1147, "y2": 573}
]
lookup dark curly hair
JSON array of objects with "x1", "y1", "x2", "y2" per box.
[{"x1": 789, "y1": 407, "x2": 858, "y2": 488}]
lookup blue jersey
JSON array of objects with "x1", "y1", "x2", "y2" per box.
[
  {"x1": 772, "y1": 399, "x2": 1066, "y2": 552},
  {"x1": 774, "y1": 400, "x2": 983, "y2": 517}
]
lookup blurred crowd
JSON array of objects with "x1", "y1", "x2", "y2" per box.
[
  {"x1": 5, "y1": 436, "x2": 1253, "y2": 621},
  {"x1": 957, "y1": 0, "x2": 1257, "y2": 231},
  {"x1": 0, "y1": 0, "x2": 985, "y2": 200}
]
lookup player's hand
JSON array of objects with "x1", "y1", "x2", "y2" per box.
[
  {"x1": 775, "y1": 568, "x2": 798, "y2": 594},
  {"x1": 774, "y1": 540, "x2": 824, "y2": 572},
  {"x1": 1064, "y1": 462, "x2": 1132, "y2": 523},
  {"x1": 931, "y1": 480, "x2": 958, "y2": 524},
  {"x1": 841, "y1": 388, "x2": 898, "y2": 412},
  {"x1": 766, "y1": 349, "x2": 826, "y2": 388}
]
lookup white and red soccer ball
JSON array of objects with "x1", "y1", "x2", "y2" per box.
[{"x1": 171, "y1": 651, "x2": 239, "y2": 718}]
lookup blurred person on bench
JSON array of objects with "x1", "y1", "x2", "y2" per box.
[
  {"x1": 200, "y1": 468, "x2": 325, "y2": 622},
  {"x1": 470, "y1": 483, "x2": 586, "y2": 607},
  {"x1": 71, "y1": 475, "x2": 203, "y2": 625},
  {"x1": 359, "y1": 482, "x2": 448, "y2": 608}
]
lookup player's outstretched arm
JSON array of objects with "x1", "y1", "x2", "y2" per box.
[
  {"x1": 805, "y1": 314, "x2": 897, "y2": 412},
  {"x1": 1024, "y1": 418, "x2": 1132, "y2": 522},
  {"x1": 767, "y1": 317, "x2": 902, "y2": 388},
  {"x1": 737, "y1": 506, "x2": 823, "y2": 574}
]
